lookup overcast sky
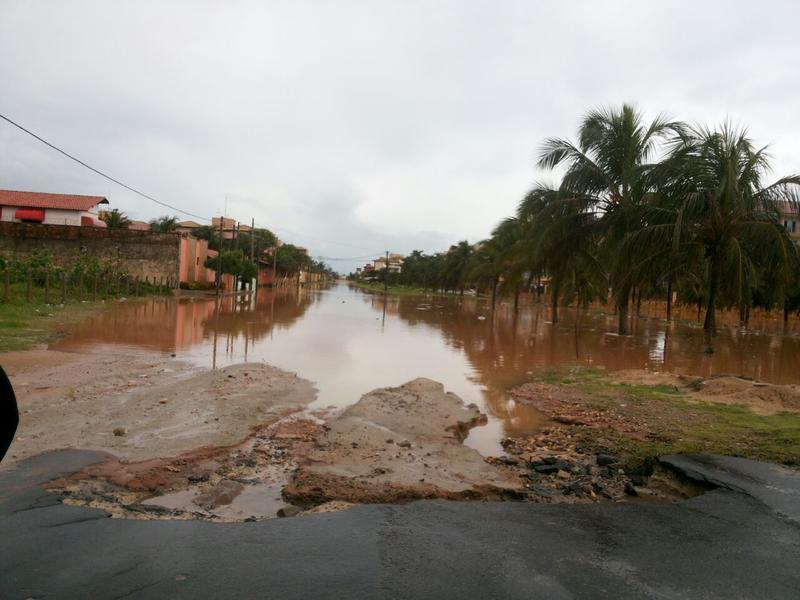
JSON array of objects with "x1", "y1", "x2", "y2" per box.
[{"x1": 1, "y1": 1, "x2": 799, "y2": 272}]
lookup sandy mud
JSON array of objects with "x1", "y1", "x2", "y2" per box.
[
  {"x1": 2, "y1": 348, "x2": 317, "y2": 462},
  {"x1": 285, "y1": 378, "x2": 523, "y2": 505}
]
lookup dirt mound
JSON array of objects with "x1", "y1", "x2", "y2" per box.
[
  {"x1": 693, "y1": 377, "x2": 800, "y2": 414},
  {"x1": 285, "y1": 378, "x2": 523, "y2": 505}
]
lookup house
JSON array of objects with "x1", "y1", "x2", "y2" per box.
[
  {"x1": 211, "y1": 216, "x2": 238, "y2": 240},
  {"x1": 176, "y1": 220, "x2": 203, "y2": 235},
  {"x1": 0, "y1": 189, "x2": 108, "y2": 227},
  {"x1": 372, "y1": 253, "x2": 403, "y2": 274},
  {"x1": 128, "y1": 220, "x2": 150, "y2": 231},
  {"x1": 778, "y1": 201, "x2": 799, "y2": 241}
]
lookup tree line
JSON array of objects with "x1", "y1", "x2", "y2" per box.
[{"x1": 383, "y1": 105, "x2": 800, "y2": 352}]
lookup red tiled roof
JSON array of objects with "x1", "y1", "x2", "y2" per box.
[{"x1": 0, "y1": 189, "x2": 108, "y2": 211}]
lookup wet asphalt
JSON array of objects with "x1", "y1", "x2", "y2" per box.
[{"x1": 1, "y1": 450, "x2": 799, "y2": 599}]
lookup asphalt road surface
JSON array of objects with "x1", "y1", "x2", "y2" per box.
[{"x1": 1, "y1": 451, "x2": 798, "y2": 599}]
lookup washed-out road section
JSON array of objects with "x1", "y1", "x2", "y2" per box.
[{"x1": 1, "y1": 450, "x2": 798, "y2": 599}]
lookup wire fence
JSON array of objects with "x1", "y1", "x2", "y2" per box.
[{"x1": 0, "y1": 253, "x2": 175, "y2": 305}]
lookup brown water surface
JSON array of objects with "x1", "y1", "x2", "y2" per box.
[{"x1": 53, "y1": 283, "x2": 800, "y2": 455}]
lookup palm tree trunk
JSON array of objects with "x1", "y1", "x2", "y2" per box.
[
  {"x1": 513, "y1": 283, "x2": 520, "y2": 314},
  {"x1": 617, "y1": 287, "x2": 630, "y2": 335},
  {"x1": 635, "y1": 287, "x2": 642, "y2": 317},
  {"x1": 666, "y1": 277, "x2": 673, "y2": 320},
  {"x1": 551, "y1": 279, "x2": 560, "y2": 324},
  {"x1": 491, "y1": 276, "x2": 498, "y2": 312},
  {"x1": 703, "y1": 251, "x2": 721, "y2": 353}
]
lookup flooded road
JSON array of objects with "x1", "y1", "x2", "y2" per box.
[{"x1": 53, "y1": 283, "x2": 800, "y2": 455}]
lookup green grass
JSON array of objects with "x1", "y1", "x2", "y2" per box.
[
  {"x1": 529, "y1": 367, "x2": 800, "y2": 473},
  {"x1": 348, "y1": 281, "x2": 433, "y2": 296},
  {"x1": 0, "y1": 281, "x2": 167, "y2": 352}
]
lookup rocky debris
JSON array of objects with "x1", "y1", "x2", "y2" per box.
[
  {"x1": 596, "y1": 454, "x2": 618, "y2": 466},
  {"x1": 277, "y1": 505, "x2": 302, "y2": 518},
  {"x1": 112, "y1": 428, "x2": 126, "y2": 437},
  {"x1": 493, "y1": 432, "x2": 635, "y2": 504},
  {"x1": 193, "y1": 480, "x2": 244, "y2": 509},
  {"x1": 50, "y1": 413, "x2": 326, "y2": 522},
  {"x1": 285, "y1": 378, "x2": 523, "y2": 505}
]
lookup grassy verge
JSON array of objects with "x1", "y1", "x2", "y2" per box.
[
  {"x1": 0, "y1": 300, "x2": 102, "y2": 352},
  {"x1": 348, "y1": 281, "x2": 468, "y2": 297},
  {"x1": 523, "y1": 368, "x2": 800, "y2": 473},
  {"x1": 0, "y1": 281, "x2": 168, "y2": 352}
]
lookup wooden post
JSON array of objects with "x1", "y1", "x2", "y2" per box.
[
  {"x1": 92, "y1": 272, "x2": 98, "y2": 302},
  {"x1": 61, "y1": 270, "x2": 67, "y2": 304},
  {"x1": 2, "y1": 269, "x2": 9, "y2": 302},
  {"x1": 78, "y1": 271, "x2": 85, "y2": 302},
  {"x1": 103, "y1": 273, "x2": 108, "y2": 300},
  {"x1": 44, "y1": 266, "x2": 50, "y2": 303},
  {"x1": 26, "y1": 268, "x2": 32, "y2": 302}
]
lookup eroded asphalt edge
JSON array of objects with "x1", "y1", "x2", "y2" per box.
[{"x1": 1, "y1": 450, "x2": 799, "y2": 599}]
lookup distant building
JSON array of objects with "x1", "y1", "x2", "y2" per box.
[
  {"x1": 778, "y1": 201, "x2": 799, "y2": 241},
  {"x1": 128, "y1": 220, "x2": 150, "y2": 231},
  {"x1": 0, "y1": 189, "x2": 108, "y2": 227},
  {"x1": 373, "y1": 254, "x2": 403, "y2": 274},
  {"x1": 176, "y1": 220, "x2": 203, "y2": 235},
  {"x1": 211, "y1": 216, "x2": 238, "y2": 240}
]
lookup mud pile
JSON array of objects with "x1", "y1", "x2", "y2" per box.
[{"x1": 284, "y1": 378, "x2": 523, "y2": 505}]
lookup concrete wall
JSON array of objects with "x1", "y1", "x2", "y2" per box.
[{"x1": 0, "y1": 222, "x2": 181, "y2": 281}]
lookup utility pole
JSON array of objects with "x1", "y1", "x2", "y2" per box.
[
  {"x1": 250, "y1": 217, "x2": 256, "y2": 292},
  {"x1": 215, "y1": 215, "x2": 224, "y2": 297},
  {"x1": 384, "y1": 250, "x2": 389, "y2": 294},
  {"x1": 272, "y1": 245, "x2": 278, "y2": 286}
]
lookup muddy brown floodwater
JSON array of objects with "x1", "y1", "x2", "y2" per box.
[{"x1": 52, "y1": 282, "x2": 800, "y2": 456}]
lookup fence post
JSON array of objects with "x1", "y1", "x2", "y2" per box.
[
  {"x1": 103, "y1": 273, "x2": 108, "y2": 301},
  {"x1": 92, "y1": 272, "x2": 98, "y2": 302},
  {"x1": 61, "y1": 270, "x2": 67, "y2": 304},
  {"x1": 26, "y1": 269, "x2": 32, "y2": 302},
  {"x1": 78, "y1": 271, "x2": 84, "y2": 302},
  {"x1": 44, "y1": 266, "x2": 50, "y2": 304},
  {"x1": 3, "y1": 269, "x2": 9, "y2": 302}
]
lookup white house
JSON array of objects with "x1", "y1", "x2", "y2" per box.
[{"x1": 0, "y1": 189, "x2": 108, "y2": 227}]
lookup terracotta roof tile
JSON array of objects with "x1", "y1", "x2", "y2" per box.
[{"x1": 0, "y1": 189, "x2": 108, "y2": 211}]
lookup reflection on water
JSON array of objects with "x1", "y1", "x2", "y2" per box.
[{"x1": 53, "y1": 283, "x2": 800, "y2": 455}]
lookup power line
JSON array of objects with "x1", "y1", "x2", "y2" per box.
[
  {"x1": 0, "y1": 112, "x2": 210, "y2": 222},
  {"x1": 315, "y1": 253, "x2": 385, "y2": 261},
  {"x1": 0, "y1": 111, "x2": 385, "y2": 253}
]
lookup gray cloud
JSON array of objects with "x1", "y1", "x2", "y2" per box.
[{"x1": 1, "y1": 0, "x2": 799, "y2": 272}]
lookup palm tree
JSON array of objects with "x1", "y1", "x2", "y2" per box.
[
  {"x1": 149, "y1": 215, "x2": 178, "y2": 233},
  {"x1": 537, "y1": 104, "x2": 685, "y2": 334},
  {"x1": 100, "y1": 209, "x2": 130, "y2": 229},
  {"x1": 517, "y1": 183, "x2": 603, "y2": 323},
  {"x1": 658, "y1": 123, "x2": 800, "y2": 351}
]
